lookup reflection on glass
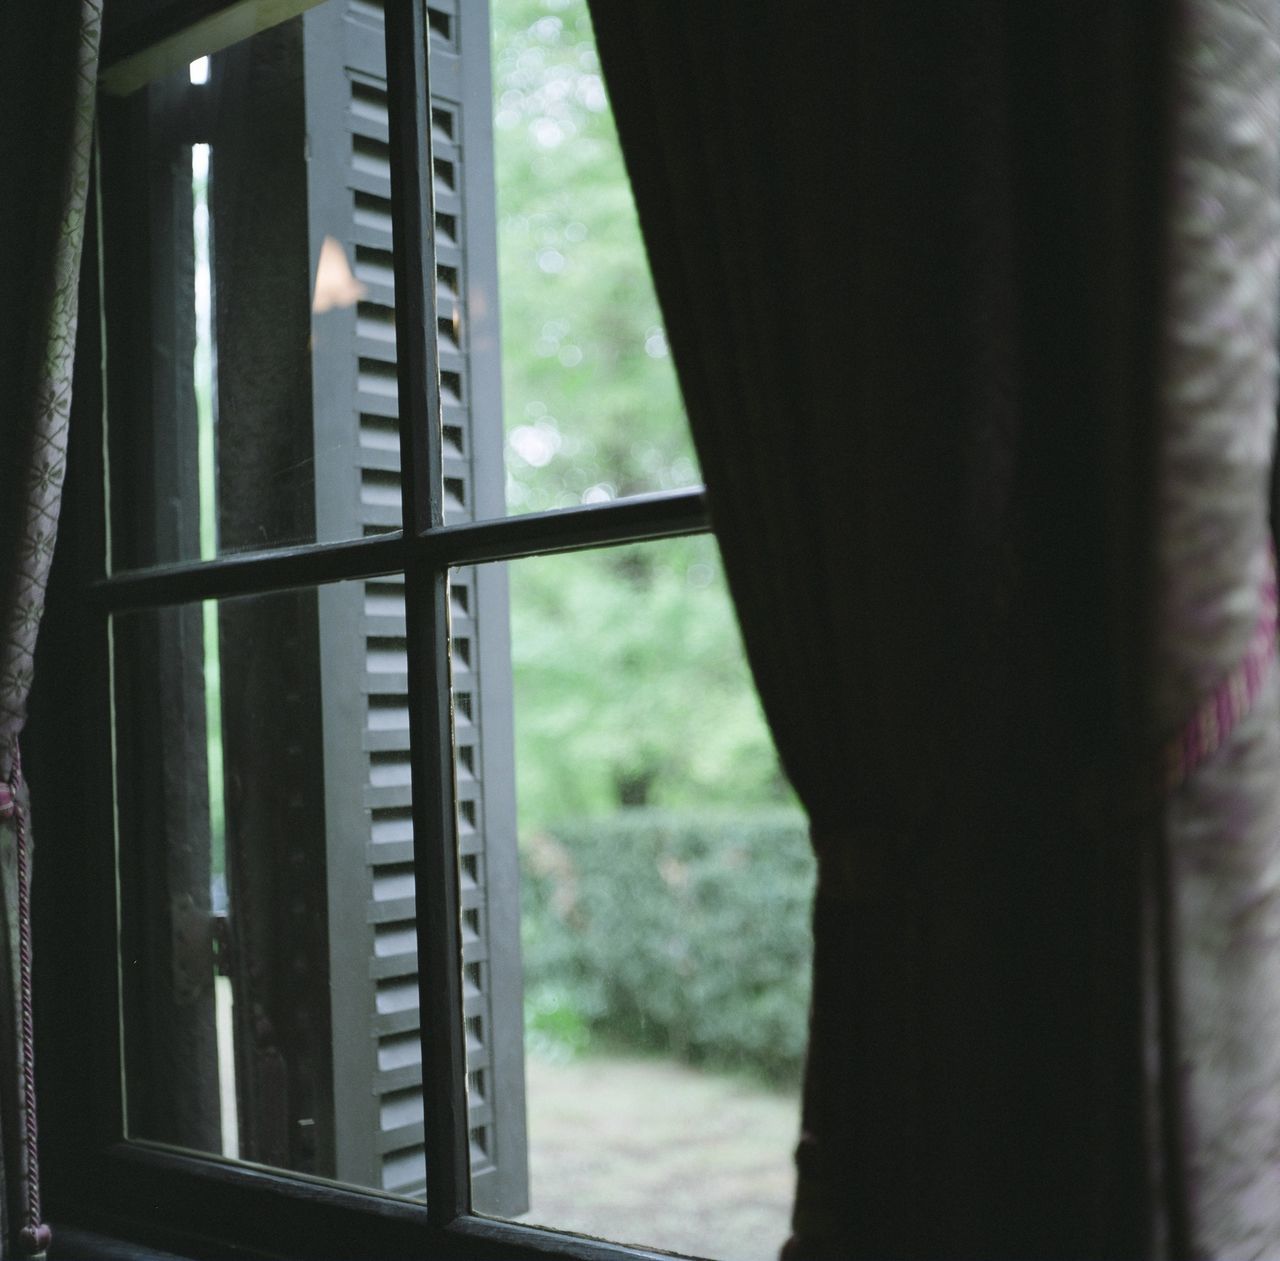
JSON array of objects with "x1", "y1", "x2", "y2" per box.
[
  {"x1": 113, "y1": 578, "x2": 426, "y2": 1199},
  {"x1": 102, "y1": 0, "x2": 402, "y2": 570},
  {"x1": 461, "y1": 538, "x2": 811, "y2": 1260},
  {"x1": 313, "y1": 235, "x2": 369, "y2": 313},
  {"x1": 490, "y1": 0, "x2": 701, "y2": 515}
]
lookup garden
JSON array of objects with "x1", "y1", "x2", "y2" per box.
[{"x1": 492, "y1": 1, "x2": 815, "y2": 1253}]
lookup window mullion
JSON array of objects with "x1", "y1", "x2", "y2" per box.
[
  {"x1": 385, "y1": 0, "x2": 470, "y2": 1229},
  {"x1": 411, "y1": 486, "x2": 712, "y2": 570},
  {"x1": 91, "y1": 531, "x2": 409, "y2": 612},
  {"x1": 386, "y1": 0, "x2": 443, "y2": 537},
  {"x1": 403, "y1": 560, "x2": 470, "y2": 1227}
]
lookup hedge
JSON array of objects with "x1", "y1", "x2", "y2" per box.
[{"x1": 520, "y1": 808, "x2": 815, "y2": 1085}]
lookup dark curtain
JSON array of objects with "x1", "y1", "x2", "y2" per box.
[
  {"x1": 591, "y1": 1, "x2": 1280, "y2": 1255},
  {"x1": 0, "y1": 2, "x2": 102, "y2": 1257}
]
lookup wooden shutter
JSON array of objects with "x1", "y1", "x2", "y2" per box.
[
  {"x1": 303, "y1": 0, "x2": 528, "y2": 1211},
  {"x1": 99, "y1": 0, "x2": 524, "y2": 1205}
]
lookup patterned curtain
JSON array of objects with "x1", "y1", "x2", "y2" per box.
[
  {"x1": 1152, "y1": 2, "x2": 1280, "y2": 1252},
  {"x1": 0, "y1": 1, "x2": 102, "y2": 1255}
]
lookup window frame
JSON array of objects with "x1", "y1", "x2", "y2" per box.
[{"x1": 33, "y1": 1, "x2": 715, "y2": 1257}]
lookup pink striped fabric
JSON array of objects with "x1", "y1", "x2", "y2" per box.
[{"x1": 1162, "y1": 544, "x2": 1279, "y2": 795}]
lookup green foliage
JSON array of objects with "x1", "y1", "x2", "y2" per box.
[
  {"x1": 492, "y1": 0, "x2": 697, "y2": 512},
  {"x1": 493, "y1": 7, "x2": 809, "y2": 1087},
  {"x1": 524, "y1": 981, "x2": 593, "y2": 1063},
  {"x1": 521, "y1": 809, "x2": 815, "y2": 1085},
  {"x1": 510, "y1": 536, "x2": 795, "y2": 834},
  {"x1": 492, "y1": 2, "x2": 795, "y2": 834}
]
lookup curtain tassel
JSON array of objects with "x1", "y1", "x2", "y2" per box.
[{"x1": 0, "y1": 742, "x2": 50, "y2": 1259}]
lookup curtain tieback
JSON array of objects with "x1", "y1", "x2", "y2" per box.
[
  {"x1": 1161, "y1": 542, "x2": 1277, "y2": 797},
  {"x1": 810, "y1": 842, "x2": 899, "y2": 906},
  {"x1": 809, "y1": 807, "x2": 933, "y2": 905},
  {"x1": 3, "y1": 743, "x2": 50, "y2": 1258}
]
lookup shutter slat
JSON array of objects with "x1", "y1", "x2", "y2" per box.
[{"x1": 303, "y1": 0, "x2": 525, "y2": 1209}]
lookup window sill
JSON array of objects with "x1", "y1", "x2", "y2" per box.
[
  {"x1": 50, "y1": 1225, "x2": 286, "y2": 1261},
  {"x1": 52, "y1": 1226, "x2": 204, "y2": 1261}
]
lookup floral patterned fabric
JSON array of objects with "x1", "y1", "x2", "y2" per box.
[
  {"x1": 0, "y1": 2, "x2": 101, "y2": 1255},
  {"x1": 1156, "y1": 1, "x2": 1280, "y2": 1252},
  {"x1": 0, "y1": 0, "x2": 102, "y2": 778}
]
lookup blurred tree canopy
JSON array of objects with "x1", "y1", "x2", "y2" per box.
[
  {"x1": 492, "y1": 0, "x2": 695, "y2": 513},
  {"x1": 491, "y1": 0, "x2": 796, "y2": 834},
  {"x1": 508, "y1": 538, "x2": 796, "y2": 831}
]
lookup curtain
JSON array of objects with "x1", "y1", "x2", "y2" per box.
[
  {"x1": 1154, "y1": 3, "x2": 1280, "y2": 1252},
  {"x1": 591, "y1": 0, "x2": 1280, "y2": 1255},
  {"x1": 0, "y1": 2, "x2": 102, "y2": 1256}
]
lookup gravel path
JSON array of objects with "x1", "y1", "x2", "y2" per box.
[{"x1": 513, "y1": 1053, "x2": 799, "y2": 1261}]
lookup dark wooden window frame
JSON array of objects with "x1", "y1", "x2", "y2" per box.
[{"x1": 32, "y1": 1, "x2": 715, "y2": 1258}]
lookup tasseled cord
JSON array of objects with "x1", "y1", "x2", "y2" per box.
[{"x1": 0, "y1": 742, "x2": 51, "y2": 1259}]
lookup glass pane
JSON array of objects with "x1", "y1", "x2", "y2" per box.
[
  {"x1": 458, "y1": 537, "x2": 811, "y2": 1259},
  {"x1": 488, "y1": 0, "x2": 700, "y2": 517},
  {"x1": 112, "y1": 578, "x2": 427, "y2": 1199},
  {"x1": 101, "y1": 0, "x2": 403, "y2": 570}
]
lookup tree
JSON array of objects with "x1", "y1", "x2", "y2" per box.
[
  {"x1": 508, "y1": 538, "x2": 794, "y2": 832},
  {"x1": 492, "y1": 0, "x2": 696, "y2": 514},
  {"x1": 492, "y1": 0, "x2": 794, "y2": 833}
]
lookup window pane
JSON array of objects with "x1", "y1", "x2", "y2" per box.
[
  {"x1": 458, "y1": 538, "x2": 811, "y2": 1259},
  {"x1": 487, "y1": 0, "x2": 701, "y2": 518},
  {"x1": 100, "y1": 0, "x2": 404, "y2": 570},
  {"x1": 112, "y1": 578, "x2": 427, "y2": 1199}
]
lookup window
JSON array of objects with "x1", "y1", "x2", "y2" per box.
[
  {"x1": 32, "y1": 1, "x2": 806, "y2": 1258},
  {"x1": 96, "y1": 0, "x2": 530, "y2": 1212}
]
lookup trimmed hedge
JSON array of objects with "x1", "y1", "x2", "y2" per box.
[{"x1": 520, "y1": 808, "x2": 815, "y2": 1085}]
